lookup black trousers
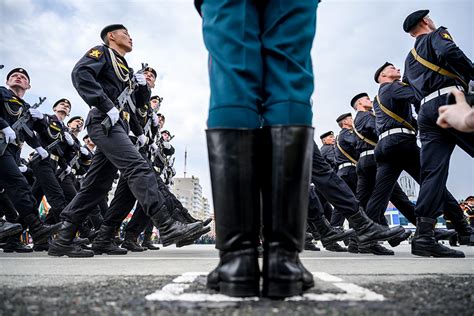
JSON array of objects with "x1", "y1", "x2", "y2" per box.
[
  {"x1": 416, "y1": 96, "x2": 474, "y2": 219},
  {"x1": 31, "y1": 158, "x2": 66, "y2": 223},
  {"x1": 311, "y1": 146, "x2": 358, "y2": 223},
  {"x1": 357, "y1": 155, "x2": 416, "y2": 225},
  {"x1": 330, "y1": 166, "x2": 357, "y2": 226},
  {"x1": 0, "y1": 189, "x2": 19, "y2": 222},
  {"x1": 0, "y1": 147, "x2": 38, "y2": 220},
  {"x1": 366, "y1": 137, "x2": 465, "y2": 224},
  {"x1": 60, "y1": 121, "x2": 167, "y2": 225}
]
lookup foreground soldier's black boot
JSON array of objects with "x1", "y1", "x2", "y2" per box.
[
  {"x1": 23, "y1": 214, "x2": 61, "y2": 244},
  {"x1": 48, "y1": 221, "x2": 94, "y2": 257},
  {"x1": 304, "y1": 231, "x2": 320, "y2": 251},
  {"x1": 347, "y1": 210, "x2": 405, "y2": 246},
  {"x1": 92, "y1": 225, "x2": 128, "y2": 255},
  {"x1": 206, "y1": 129, "x2": 261, "y2": 297},
  {"x1": 412, "y1": 217, "x2": 465, "y2": 258},
  {"x1": 261, "y1": 126, "x2": 314, "y2": 299}
]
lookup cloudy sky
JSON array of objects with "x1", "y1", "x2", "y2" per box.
[{"x1": 1, "y1": 0, "x2": 472, "y2": 206}]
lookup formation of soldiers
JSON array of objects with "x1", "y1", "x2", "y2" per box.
[
  {"x1": 309, "y1": 9, "x2": 474, "y2": 258},
  {"x1": 0, "y1": 24, "x2": 212, "y2": 255},
  {"x1": 0, "y1": 7, "x2": 473, "y2": 300}
]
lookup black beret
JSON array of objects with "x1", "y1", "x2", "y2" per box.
[
  {"x1": 150, "y1": 95, "x2": 161, "y2": 102},
  {"x1": 53, "y1": 98, "x2": 71, "y2": 109},
  {"x1": 67, "y1": 116, "x2": 84, "y2": 125},
  {"x1": 320, "y1": 131, "x2": 334, "y2": 140},
  {"x1": 374, "y1": 62, "x2": 393, "y2": 83},
  {"x1": 7, "y1": 68, "x2": 30, "y2": 82},
  {"x1": 100, "y1": 24, "x2": 127, "y2": 41},
  {"x1": 336, "y1": 113, "x2": 352, "y2": 123},
  {"x1": 82, "y1": 134, "x2": 90, "y2": 141},
  {"x1": 465, "y1": 196, "x2": 474, "y2": 201},
  {"x1": 403, "y1": 10, "x2": 429, "y2": 33},
  {"x1": 161, "y1": 130, "x2": 171, "y2": 136},
  {"x1": 350, "y1": 93, "x2": 369, "y2": 108},
  {"x1": 144, "y1": 67, "x2": 157, "y2": 78}
]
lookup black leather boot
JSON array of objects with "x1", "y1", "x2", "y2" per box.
[
  {"x1": 308, "y1": 215, "x2": 355, "y2": 248},
  {"x1": 122, "y1": 232, "x2": 147, "y2": 252},
  {"x1": 347, "y1": 209, "x2": 405, "y2": 245},
  {"x1": 176, "y1": 225, "x2": 211, "y2": 248},
  {"x1": 3, "y1": 233, "x2": 33, "y2": 253},
  {"x1": 261, "y1": 126, "x2": 314, "y2": 298},
  {"x1": 347, "y1": 238, "x2": 359, "y2": 253},
  {"x1": 387, "y1": 228, "x2": 412, "y2": 247},
  {"x1": 149, "y1": 205, "x2": 203, "y2": 247},
  {"x1": 412, "y1": 217, "x2": 465, "y2": 258},
  {"x1": 304, "y1": 232, "x2": 320, "y2": 251},
  {"x1": 48, "y1": 221, "x2": 94, "y2": 257},
  {"x1": 92, "y1": 225, "x2": 128, "y2": 255},
  {"x1": 324, "y1": 242, "x2": 348, "y2": 252},
  {"x1": 450, "y1": 218, "x2": 474, "y2": 246},
  {"x1": 141, "y1": 231, "x2": 160, "y2": 250},
  {"x1": 434, "y1": 228, "x2": 457, "y2": 241},
  {"x1": 359, "y1": 242, "x2": 394, "y2": 255},
  {"x1": 206, "y1": 129, "x2": 261, "y2": 297},
  {"x1": 23, "y1": 214, "x2": 61, "y2": 244},
  {"x1": 0, "y1": 220, "x2": 23, "y2": 240}
]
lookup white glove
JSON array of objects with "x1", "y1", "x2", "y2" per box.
[
  {"x1": 65, "y1": 166, "x2": 72, "y2": 175},
  {"x1": 1, "y1": 126, "x2": 16, "y2": 144},
  {"x1": 151, "y1": 112, "x2": 159, "y2": 127},
  {"x1": 150, "y1": 143, "x2": 158, "y2": 152},
  {"x1": 63, "y1": 132, "x2": 74, "y2": 146},
  {"x1": 137, "y1": 134, "x2": 147, "y2": 147},
  {"x1": 18, "y1": 165, "x2": 28, "y2": 173},
  {"x1": 163, "y1": 141, "x2": 171, "y2": 149},
  {"x1": 107, "y1": 107, "x2": 120, "y2": 126},
  {"x1": 134, "y1": 73, "x2": 146, "y2": 86},
  {"x1": 35, "y1": 147, "x2": 49, "y2": 160},
  {"x1": 80, "y1": 147, "x2": 89, "y2": 155},
  {"x1": 29, "y1": 108, "x2": 43, "y2": 120}
]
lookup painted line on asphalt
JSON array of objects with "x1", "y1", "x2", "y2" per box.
[{"x1": 145, "y1": 271, "x2": 385, "y2": 302}]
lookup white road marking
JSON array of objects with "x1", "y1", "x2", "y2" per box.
[{"x1": 145, "y1": 271, "x2": 385, "y2": 303}]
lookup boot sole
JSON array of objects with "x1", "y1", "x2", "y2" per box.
[
  {"x1": 219, "y1": 281, "x2": 260, "y2": 297},
  {"x1": 262, "y1": 280, "x2": 303, "y2": 299},
  {"x1": 359, "y1": 228, "x2": 404, "y2": 246},
  {"x1": 92, "y1": 250, "x2": 128, "y2": 255},
  {"x1": 411, "y1": 248, "x2": 465, "y2": 258},
  {"x1": 161, "y1": 223, "x2": 203, "y2": 247},
  {"x1": 48, "y1": 248, "x2": 94, "y2": 258},
  {"x1": 3, "y1": 248, "x2": 33, "y2": 253},
  {"x1": 388, "y1": 231, "x2": 412, "y2": 247},
  {"x1": 0, "y1": 225, "x2": 23, "y2": 240},
  {"x1": 176, "y1": 227, "x2": 212, "y2": 248}
]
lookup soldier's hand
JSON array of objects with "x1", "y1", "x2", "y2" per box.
[
  {"x1": 34, "y1": 147, "x2": 49, "y2": 160},
  {"x1": 437, "y1": 89, "x2": 474, "y2": 132},
  {"x1": 107, "y1": 107, "x2": 120, "y2": 126},
  {"x1": 18, "y1": 164, "x2": 28, "y2": 173},
  {"x1": 65, "y1": 166, "x2": 72, "y2": 175},
  {"x1": 29, "y1": 108, "x2": 44, "y2": 120},
  {"x1": 150, "y1": 143, "x2": 158, "y2": 152},
  {"x1": 80, "y1": 147, "x2": 89, "y2": 155},
  {"x1": 134, "y1": 73, "x2": 147, "y2": 86},
  {"x1": 137, "y1": 134, "x2": 148, "y2": 147},
  {"x1": 64, "y1": 132, "x2": 75, "y2": 146},
  {"x1": 1, "y1": 126, "x2": 17, "y2": 144}
]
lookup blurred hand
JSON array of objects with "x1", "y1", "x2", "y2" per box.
[{"x1": 437, "y1": 89, "x2": 474, "y2": 132}]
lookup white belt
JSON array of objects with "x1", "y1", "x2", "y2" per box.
[
  {"x1": 421, "y1": 86, "x2": 464, "y2": 105},
  {"x1": 338, "y1": 162, "x2": 356, "y2": 170},
  {"x1": 379, "y1": 128, "x2": 415, "y2": 141},
  {"x1": 360, "y1": 150, "x2": 374, "y2": 158}
]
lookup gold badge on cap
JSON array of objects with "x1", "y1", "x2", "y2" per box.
[{"x1": 88, "y1": 49, "x2": 103, "y2": 60}]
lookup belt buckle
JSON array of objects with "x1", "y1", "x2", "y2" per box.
[{"x1": 122, "y1": 111, "x2": 130, "y2": 122}]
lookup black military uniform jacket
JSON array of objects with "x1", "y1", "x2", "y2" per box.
[
  {"x1": 354, "y1": 111, "x2": 377, "y2": 156},
  {"x1": 403, "y1": 27, "x2": 474, "y2": 100},
  {"x1": 375, "y1": 81, "x2": 418, "y2": 143},
  {"x1": 335, "y1": 128, "x2": 358, "y2": 167},
  {"x1": 71, "y1": 44, "x2": 147, "y2": 137},
  {"x1": 34, "y1": 114, "x2": 74, "y2": 169},
  {"x1": 0, "y1": 87, "x2": 41, "y2": 151},
  {"x1": 60, "y1": 135, "x2": 92, "y2": 176},
  {"x1": 320, "y1": 143, "x2": 337, "y2": 171}
]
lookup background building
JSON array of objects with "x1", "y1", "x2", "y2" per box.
[{"x1": 171, "y1": 176, "x2": 210, "y2": 222}]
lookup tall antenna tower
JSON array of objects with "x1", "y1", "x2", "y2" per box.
[{"x1": 184, "y1": 146, "x2": 187, "y2": 178}]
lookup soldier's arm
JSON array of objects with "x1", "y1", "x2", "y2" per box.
[
  {"x1": 433, "y1": 29, "x2": 474, "y2": 80},
  {"x1": 71, "y1": 46, "x2": 116, "y2": 114},
  {"x1": 393, "y1": 82, "x2": 419, "y2": 106},
  {"x1": 129, "y1": 112, "x2": 144, "y2": 137},
  {"x1": 134, "y1": 85, "x2": 151, "y2": 110},
  {"x1": 0, "y1": 88, "x2": 11, "y2": 129}
]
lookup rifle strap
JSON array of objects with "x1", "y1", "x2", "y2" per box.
[
  {"x1": 336, "y1": 135, "x2": 358, "y2": 164},
  {"x1": 353, "y1": 124, "x2": 377, "y2": 147},
  {"x1": 410, "y1": 48, "x2": 467, "y2": 88},
  {"x1": 376, "y1": 95, "x2": 416, "y2": 132}
]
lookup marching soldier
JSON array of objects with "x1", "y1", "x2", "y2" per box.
[
  {"x1": 402, "y1": 10, "x2": 474, "y2": 258},
  {"x1": 48, "y1": 24, "x2": 202, "y2": 257},
  {"x1": 0, "y1": 67, "x2": 59, "y2": 247},
  {"x1": 319, "y1": 131, "x2": 337, "y2": 171}
]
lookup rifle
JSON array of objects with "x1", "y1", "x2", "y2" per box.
[
  {"x1": 101, "y1": 63, "x2": 148, "y2": 136},
  {"x1": 0, "y1": 97, "x2": 46, "y2": 156},
  {"x1": 58, "y1": 153, "x2": 80, "y2": 182},
  {"x1": 29, "y1": 138, "x2": 61, "y2": 164}
]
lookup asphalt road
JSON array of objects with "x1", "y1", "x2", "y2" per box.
[{"x1": 1, "y1": 243, "x2": 473, "y2": 315}]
